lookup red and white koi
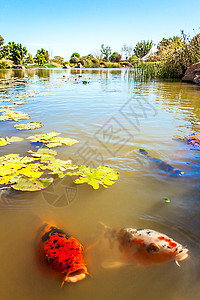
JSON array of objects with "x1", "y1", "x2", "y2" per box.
[{"x1": 102, "y1": 226, "x2": 188, "y2": 266}]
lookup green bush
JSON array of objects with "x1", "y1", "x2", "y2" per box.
[
  {"x1": 157, "y1": 32, "x2": 200, "y2": 78},
  {"x1": 69, "y1": 56, "x2": 79, "y2": 64},
  {"x1": 0, "y1": 60, "x2": 9, "y2": 69}
]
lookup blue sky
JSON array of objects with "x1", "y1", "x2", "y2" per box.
[{"x1": 0, "y1": 0, "x2": 199, "y2": 60}]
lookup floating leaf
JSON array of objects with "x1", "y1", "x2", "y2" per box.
[
  {"x1": 27, "y1": 148, "x2": 57, "y2": 158},
  {"x1": 0, "y1": 154, "x2": 36, "y2": 166},
  {"x1": 0, "y1": 162, "x2": 23, "y2": 176},
  {"x1": 67, "y1": 165, "x2": 119, "y2": 189},
  {"x1": 27, "y1": 132, "x2": 60, "y2": 143},
  {"x1": 27, "y1": 132, "x2": 79, "y2": 148},
  {"x1": 14, "y1": 122, "x2": 44, "y2": 130},
  {"x1": 40, "y1": 157, "x2": 78, "y2": 178},
  {"x1": 13, "y1": 101, "x2": 28, "y2": 105},
  {"x1": 0, "y1": 137, "x2": 8, "y2": 146},
  {"x1": 6, "y1": 136, "x2": 24, "y2": 143},
  {"x1": 0, "y1": 109, "x2": 30, "y2": 121},
  {"x1": 164, "y1": 198, "x2": 171, "y2": 203},
  {"x1": 0, "y1": 136, "x2": 24, "y2": 146},
  {"x1": 11, "y1": 176, "x2": 53, "y2": 191}
]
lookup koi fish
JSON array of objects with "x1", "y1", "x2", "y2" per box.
[
  {"x1": 184, "y1": 133, "x2": 200, "y2": 148},
  {"x1": 139, "y1": 149, "x2": 184, "y2": 176},
  {"x1": 37, "y1": 223, "x2": 88, "y2": 285},
  {"x1": 101, "y1": 225, "x2": 188, "y2": 267}
]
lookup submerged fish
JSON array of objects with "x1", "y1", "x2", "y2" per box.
[
  {"x1": 101, "y1": 225, "x2": 188, "y2": 267},
  {"x1": 139, "y1": 149, "x2": 184, "y2": 176},
  {"x1": 184, "y1": 133, "x2": 200, "y2": 149},
  {"x1": 37, "y1": 223, "x2": 88, "y2": 285}
]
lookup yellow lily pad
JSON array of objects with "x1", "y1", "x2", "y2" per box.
[
  {"x1": 14, "y1": 122, "x2": 43, "y2": 130},
  {"x1": 11, "y1": 176, "x2": 53, "y2": 191}
]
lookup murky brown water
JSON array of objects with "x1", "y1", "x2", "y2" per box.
[{"x1": 0, "y1": 69, "x2": 200, "y2": 300}]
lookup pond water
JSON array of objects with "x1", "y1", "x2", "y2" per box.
[{"x1": 0, "y1": 69, "x2": 200, "y2": 300}]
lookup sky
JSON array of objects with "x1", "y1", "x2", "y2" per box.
[{"x1": 0, "y1": 0, "x2": 199, "y2": 60}]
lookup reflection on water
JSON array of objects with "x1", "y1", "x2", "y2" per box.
[{"x1": 0, "y1": 69, "x2": 200, "y2": 300}]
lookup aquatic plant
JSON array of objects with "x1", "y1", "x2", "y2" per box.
[
  {"x1": 14, "y1": 122, "x2": 43, "y2": 130},
  {"x1": 0, "y1": 108, "x2": 30, "y2": 121},
  {"x1": 0, "y1": 136, "x2": 24, "y2": 146},
  {"x1": 27, "y1": 132, "x2": 79, "y2": 148},
  {"x1": 67, "y1": 165, "x2": 119, "y2": 189}
]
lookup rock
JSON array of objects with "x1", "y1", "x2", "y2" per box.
[
  {"x1": 75, "y1": 62, "x2": 83, "y2": 68},
  {"x1": 182, "y1": 62, "x2": 200, "y2": 84},
  {"x1": 63, "y1": 64, "x2": 71, "y2": 69}
]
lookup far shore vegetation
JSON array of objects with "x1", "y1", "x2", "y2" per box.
[{"x1": 0, "y1": 30, "x2": 200, "y2": 80}]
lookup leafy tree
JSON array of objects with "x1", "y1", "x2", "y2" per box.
[
  {"x1": 25, "y1": 53, "x2": 34, "y2": 64},
  {"x1": 157, "y1": 36, "x2": 183, "y2": 53},
  {"x1": 110, "y1": 52, "x2": 119, "y2": 62},
  {"x1": 8, "y1": 42, "x2": 27, "y2": 65},
  {"x1": 0, "y1": 35, "x2": 4, "y2": 47},
  {"x1": 71, "y1": 52, "x2": 81, "y2": 59},
  {"x1": 53, "y1": 56, "x2": 64, "y2": 64},
  {"x1": 134, "y1": 40, "x2": 153, "y2": 59},
  {"x1": 69, "y1": 56, "x2": 79, "y2": 64},
  {"x1": 121, "y1": 43, "x2": 134, "y2": 60},
  {"x1": 100, "y1": 44, "x2": 111, "y2": 62},
  {"x1": 35, "y1": 48, "x2": 49, "y2": 65}
]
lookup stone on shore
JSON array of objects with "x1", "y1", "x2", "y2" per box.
[{"x1": 182, "y1": 62, "x2": 200, "y2": 84}]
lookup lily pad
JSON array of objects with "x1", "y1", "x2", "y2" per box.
[
  {"x1": 0, "y1": 136, "x2": 24, "y2": 146},
  {"x1": 40, "y1": 157, "x2": 78, "y2": 178},
  {"x1": 11, "y1": 176, "x2": 53, "y2": 191},
  {"x1": 27, "y1": 132, "x2": 79, "y2": 148},
  {"x1": 67, "y1": 165, "x2": 119, "y2": 189},
  {"x1": 27, "y1": 148, "x2": 57, "y2": 158},
  {"x1": 14, "y1": 122, "x2": 44, "y2": 130},
  {"x1": 0, "y1": 109, "x2": 30, "y2": 121}
]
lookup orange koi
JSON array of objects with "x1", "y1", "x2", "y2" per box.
[
  {"x1": 37, "y1": 223, "x2": 88, "y2": 285},
  {"x1": 185, "y1": 133, "x2": 200, "y2": 148}
]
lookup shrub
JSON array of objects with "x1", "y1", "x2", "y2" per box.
[
  {"x1": 0, "y1": 60, "x2": 10, "y2": 69},
  {"x1": 69, "y1": 56, "x2": 79, "y2": 64},
  {"x1": 158, "y1": 32, "x2": 200, "y2": 78}
]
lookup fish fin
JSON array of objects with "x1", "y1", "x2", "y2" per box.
[
  {"x1": 98, "y1": 221, "x2": 109, "y2": 230},
  {"x1": 61, "y1": 279, "x2": 65, "y2": 288},
  {"x1": 101, "y1": 261, "x2": 130, "y2": 269},
  {"x1": 86, "y1": 271, "x2": 93, "y2": 278},
  {"x1": 85, "y1": 242, "x2": 98, "y2": 252},
  {"x1": 175, "y1": 260, "x2": 181, "y2": 267},
  {"x1": 139, "y1": 149, "x2": 148, "y2": 156}
]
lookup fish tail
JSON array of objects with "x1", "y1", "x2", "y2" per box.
[{"x1": 139, "y1": 149, "x2": 148, "y2": 156}]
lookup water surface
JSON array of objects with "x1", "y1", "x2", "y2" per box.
[{"x1": 0, "y1": 69, "x2": 200, "y2": 300}]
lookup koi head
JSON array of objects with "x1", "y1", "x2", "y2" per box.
[
  {"x1": 62, "y1": 266, "x2": 88, "y2": 284},
  {"x1": 120, "y1": 229, "x2": 189, "y2": 265}
]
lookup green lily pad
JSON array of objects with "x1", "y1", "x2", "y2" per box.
[
  {"x1": 40, "y1": 157, "x2": 78, "y2": 178},
  {"x1": 14, "y1": 122, "x2": 44, "y2": 130},
  {"x1": 11, "y1": 176, "x2": 53, "y2": 191},
  {"x1": 67, "y1": 165, "x2": 119, "y2": 189},
  {"x1": 27, "y1": 132, "x2": 79, "y2": 148}
]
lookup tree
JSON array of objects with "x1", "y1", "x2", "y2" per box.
[
  {"x1": 110, "y1": 52, "x2": 121, "y2": 62},
  {"x1": 0, "y1": 35, "x2": 4, "y2": 47},
  {"x1": 25, "y1": 53, "x2": 34, "y2": 64},
  {"x1": 8, "y1": 42, "x2": 27, "y2": 65},
  {"x1": 71, "y1": 52, "x2": 81, "y2": 59},
  {"x1": 53, "y1": 56, "x2": 64, "y2": 64},
  {"x1": 157, "y1": 36, "x2": 183, "y2": 53},
  {"x1": 100, "y1": 44, "x2": 111, "y2": 62},
  {"x1": 134, "y1": 40, "x2": 153, "y2": 60},
  {"x1": 121, "y1": 43, "x2": 134, "y2": 60},
  {"x1": 35, "y1": 48, "x2": 49, "y2": 65}
]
